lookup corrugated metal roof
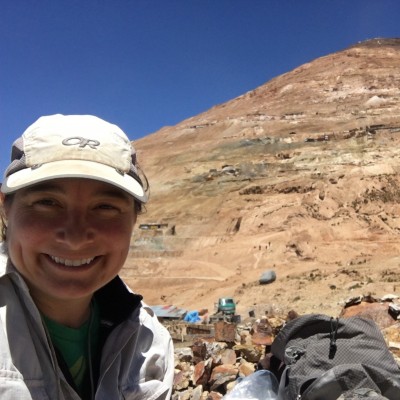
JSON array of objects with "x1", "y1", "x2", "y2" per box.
[{"x1": 149, "y1": 305, "x2": 187, "y2": 319}]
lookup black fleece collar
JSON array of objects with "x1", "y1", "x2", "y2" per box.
[{"x1": 94, "y1": 276, "x2": 143, "y2": 328}]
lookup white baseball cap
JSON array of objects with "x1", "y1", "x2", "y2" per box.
[{"x1": 1, "y1": 114, "x2": 148, "y2": 203}]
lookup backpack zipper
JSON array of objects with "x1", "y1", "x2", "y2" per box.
[{"x1": 329, "y1": 317, "x2": 339, "y2": 359}]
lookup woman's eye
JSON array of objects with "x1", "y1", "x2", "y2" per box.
[
  {"x1": 97, "y1": 204, "x2": 119, "y2": 211},
  {"x1": 34, "y1": 198, "x2": 59, "y2": 207}
]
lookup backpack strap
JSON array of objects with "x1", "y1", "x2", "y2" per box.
[{"x1": 277, "y1": 365, "x2": 291, "y2": 400}]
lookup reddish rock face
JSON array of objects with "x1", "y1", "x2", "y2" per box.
[
  {"x1": 220, "y1": 348, "x2": 237, "y2": 365},
  {"x1": 251, "y1": 317, "x2": 274, "y2": 345},
  {"x1": 340, "y1": 301, "x2": 396, "y2": 329},
  {"x1": 209, "y1": 364, "x2": 239, "y2": 391},
  {"x1": 123, "y1": 38, "x2": 400, "y2": 322},
  {"x1": 193, "y1": 360, "x2": 211, "y2": 387},
  {"x1": 206, "y1": 392, "x2": 224, "y2": 400}
]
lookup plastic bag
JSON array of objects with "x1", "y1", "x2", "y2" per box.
[{"x1": 223, "y1": 370, "x2": 279, "y2": 399}]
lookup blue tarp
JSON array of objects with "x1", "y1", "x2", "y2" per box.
[{"x1": 184, "y1": 310, "x2": 201, "y2": 323}]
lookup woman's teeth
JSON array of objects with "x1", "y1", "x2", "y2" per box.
[{"x1": 50, "y1": 255, "x2": 94, "y2": 267}]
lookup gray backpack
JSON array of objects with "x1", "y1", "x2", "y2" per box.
[{"x1": 270, "y1": 314, "x2": 400, "y2": 400}]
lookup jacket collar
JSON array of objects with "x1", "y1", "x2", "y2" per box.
[{"x1": 95, "y1": 276, "x2": 143, "y2": 327}]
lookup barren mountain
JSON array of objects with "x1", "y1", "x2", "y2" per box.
[{"x1": 121, "y1": 38, "x2": 400, "y2": 318}]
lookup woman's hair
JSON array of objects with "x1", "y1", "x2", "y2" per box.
[
  {"x1": 135, "y1": 163, "x2": 149, "y2": 215},
  {"x1": 0, "y1": 195, "x2": 11, "y2": 242},
  {"x1": 0, "y1": 217, "x2": 6, "y2": 242}
]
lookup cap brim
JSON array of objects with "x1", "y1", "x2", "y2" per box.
[{"x1": 1, "y1": 159, "x2": 147, "y2": 203}]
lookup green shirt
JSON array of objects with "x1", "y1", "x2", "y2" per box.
[{"x1": 43, "y1": 300, "x2": 100, "y2": 399}]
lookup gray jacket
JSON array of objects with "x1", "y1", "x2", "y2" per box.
[{"x1": 0, "y1": 248, "x2": 174, "y2": 399}]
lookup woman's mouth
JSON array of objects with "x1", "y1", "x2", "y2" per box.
[{"x1": 48, "y1": 255, "x2": 96, "y2": 267}]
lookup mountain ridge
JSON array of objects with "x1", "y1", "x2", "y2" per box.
[{"x1": 122, "y1": 38, "x2": 400, "y2": 317}]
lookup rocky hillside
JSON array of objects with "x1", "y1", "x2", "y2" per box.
[{"x1": 122, "y1": 38, "x2": 400, "y2": 318}]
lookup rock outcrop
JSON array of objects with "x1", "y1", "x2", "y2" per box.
[{"x1": 122, "y1": 38, "x2": 400, "y2": 317}]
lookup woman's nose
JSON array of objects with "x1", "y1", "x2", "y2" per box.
[{"x1": 55, "y1": 211, "x2": 95, "y2": 248}]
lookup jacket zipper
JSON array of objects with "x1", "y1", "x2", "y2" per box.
[
  {"x1": 41, "y1": 318, "x2": 63, "y2": 400},
  {"x1": 87, "y1": 301, "x2": 95, "y2": 400}
]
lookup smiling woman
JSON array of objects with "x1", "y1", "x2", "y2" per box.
[
  {"x1": 4, "y1": 178, "x2": 138, "y2": 324},
  {"x1": 0, "y1": 115, "x2": 174, "y2": 400}
]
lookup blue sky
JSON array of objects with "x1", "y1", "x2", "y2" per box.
[{"x1": 1, "y1": 0, "x2": 400, "y2": 176}]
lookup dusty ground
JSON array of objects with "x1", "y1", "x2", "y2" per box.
[
  {"x1": 122, "y1": 130, "x2": 400, "y2": 319},
  {"x1": 120, "y1": 39, "x2": 400, "y2": 319}
]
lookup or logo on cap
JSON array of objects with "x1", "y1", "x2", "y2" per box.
[{"x1": 62, "y1": 137, "x2": 100, "y2": 149}]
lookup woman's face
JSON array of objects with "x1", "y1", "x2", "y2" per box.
[{"x1": 3, "y1": 178, "x2": 137, "y2": 306}]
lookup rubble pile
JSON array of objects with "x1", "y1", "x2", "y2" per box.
[
  {"x1": 172, "y1": 314, "x2": 286, "y2": 399},
  {"x1": 171, "y1": 298, "x2": 400, "y2": 400}
]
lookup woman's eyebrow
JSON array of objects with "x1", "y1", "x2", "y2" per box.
[
  {"x1": 96, "y1": 189, "x2": 132, "y2": 203},
  {"x1": 23, "y1": 183, "x2": 64, "y2": 194}
]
